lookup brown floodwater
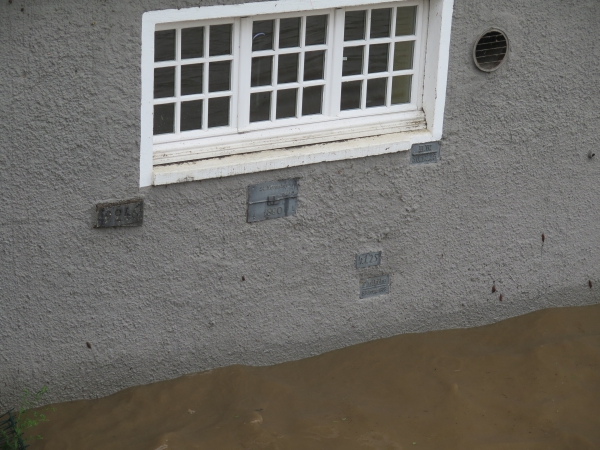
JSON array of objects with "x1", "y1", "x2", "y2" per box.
[{"x1": 30, "y1": 304, "x2": 600, "y2": 450}]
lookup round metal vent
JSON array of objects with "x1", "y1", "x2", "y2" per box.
[{"x1": 473, "y1": 29, "x2": 508, "y2": 72}]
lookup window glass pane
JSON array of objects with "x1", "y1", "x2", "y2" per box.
[
  {"x1": 153, "y1": 103, "x2": 174, "y2": 135},
  {"x1": 342, "y1": 46, "x2": 364, "y2": 76},
  {"x1": 278, "y1": 53, "x2": 299, "y2": 84},
  {"x1": 305, "y1": 15, "x2": 327, "y2": 46},
  {"x1": 251, "y1": 56, "x2": 273, "y2": 87},
  {"x1": 181, "y1": 63, "x2": 203, "y2": 96},
  {"x1": 276, "y1": 89, "x2": 297, "y2": 119},
  {"x1": 155, "y1": 30, "x2": 175, "y2": 62},
  {"x1": 344, "y1": 10, "x2": 366, "y2": 41},
  {"x1": 209, "y1": 61, "x2": 231, "y2": 92},
  {"x1": 370, "y1": 8, "x2": 391, "y2": 38},
  {"x1": 368, "y1": 43, "x2": 389, "y2": 73},
  {"x1": 391, "y1": 75, "x2": 412, "y2": 104},
  {"x1": 181, "y1": 27, "x2": 204, "y2": 59},
  {"x1": 366, "y1": 78, "x2": 386, "y2": 107},
  {"x1": 396, "y1": 6, "x2": 417, "y2": 36},
  {"x1": 209, "y1": 24, "x2": 232, "y2": 56},
  {"x1": 208, "y1": 97, "x2": 230, "y2": 127},
  {"x1": 302, "y1": 85, "x2": 323, "y2": 115},
  {"x1": 304, "y1": 51, "x2": 325, "y2": 81},
  {"x1": 253, "y1": 20, "x2": 274, "y2": 51},
  {"x1": 180, "y1": 100, "x2": 203, "y2": 131},
  {"x1": 279, "y1": 17, "x2": 301, "y2": 48},
  {"x1": 250, "y1": 91, "x2": 272, "y2": 122},
  {"x1": 393, "y1": 41, "x2": 414, "y2": 71},
  {"x1": 154, "y1": 67, "x2": 175, "y2": 98},
  {"x1": 341, "y1": 80, "x2": 362, "y2": 110}
]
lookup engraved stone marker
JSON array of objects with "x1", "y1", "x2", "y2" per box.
[
  {"x1": 95, "y1": 199, "x2": 143, "y2": 228},
  {"x1": 247, "y1": 178, "x2": 299, "y2": 223},
  {"x1": 410, "y1": 141, "x2": 441, "y2": 165},
  {"x1": 360, "y1": 275, "x2": 390, "y2": 299},
  {"x1": 356, "y1": 251, "x2": 382, "y2": 269}
]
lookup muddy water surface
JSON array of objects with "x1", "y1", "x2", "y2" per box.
[{"x1": 32, "y1": 304, "x2": 600, "y2": 450}]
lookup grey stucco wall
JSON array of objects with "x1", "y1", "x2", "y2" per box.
[{"x1": 1, "y1": 0, "x2": 599, "y2": 408}]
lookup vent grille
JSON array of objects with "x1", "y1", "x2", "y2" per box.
[{"x1": 474, "y1": 29, "x2": 508, "y2": 72}]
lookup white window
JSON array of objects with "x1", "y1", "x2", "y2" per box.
[{"x1": 140, "y1": 0, "x2": 454, "y2": 186}]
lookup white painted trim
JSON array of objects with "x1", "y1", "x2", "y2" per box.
[
  {"x1": 422, "y1": 0, "x2": 453, "y2": 140},
  {"x1": 153, "y1": 129, "x2": 437, "y2": 185},
  {"x1": 140, "y1": 0, "x2": 454, "y2": 187},
  {"x1": 154, "y1": 110, "x2": 425, "y2": 164},
  {"x1": 144, "y1": 0, "x2": 425, "y2": 24}
]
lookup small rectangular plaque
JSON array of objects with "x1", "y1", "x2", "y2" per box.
[
  {"x1": 410, "y1": 141, "x2": 441, "y2": 165},
  {"x1": 356, "y1": 251, "x2": 382, "y2": 269},
  {"x1": 360, "y1": 275, "x2": 390, "y2": 299},
  {"x1": 95, "y1": 199, "x2": 143, "y2": 228},
  {"x1": 247, "y1": 178, "x2": 299, "y2": 223}
]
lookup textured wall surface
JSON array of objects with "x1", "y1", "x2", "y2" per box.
[{"x1": 1, "y1": 0, "x2": 599, "y2": 409}]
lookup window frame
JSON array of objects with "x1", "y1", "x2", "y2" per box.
[{"x1": 140, "y1": 0, "x2": 454, "y2": 187}]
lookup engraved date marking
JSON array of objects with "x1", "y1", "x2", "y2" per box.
[
  {"x1": 360, "y1": 275, "x2": 390, "y2": 299},
  {"x1": 95, "y1": 200, "x2": 143, "y2": 228},
  {"x1": 356, "y1": 251, "x2": 382, "y2": 269}
]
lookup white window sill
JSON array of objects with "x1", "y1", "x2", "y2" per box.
[{"x1": 152, "y1": 128, "x2": 439, "y2": 185}]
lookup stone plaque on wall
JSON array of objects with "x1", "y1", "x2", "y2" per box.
[
  {"x1": 95, "y1": 199, "x2": 143, "y2": 228},
  {"x1": 410, "y1": 141, "x2": 441, "y2": 165},
  {"x1": 247, "y1": 178, "x2": 299, "y2": 223},
  {"x1": 360, "y1": 275, "x2": 390, "y2": 299}
]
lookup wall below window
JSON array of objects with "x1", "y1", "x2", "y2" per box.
[{"x1": 1, "y1": 0, "x2": 599, "y2": 409}]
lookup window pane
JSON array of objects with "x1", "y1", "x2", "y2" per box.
[
  {"x1": 250, "y1": 91, "x2": 272, "y2": 123},
  {"x1": 153, "y1": 103, "x2": 174, "y2": 135},
  {"x1": 180, "y1": 100, "x2": 203, "y2": 131},
  {"x1": 396, "y1": 6, "x2": 417, "y2": 36},
  {"x1": 209, "y1": 24, "x2": 232, "y2": 56},
  {"x1": 181, "y1": 27, "x2": 204, "y2": 59},
  {"x1": 393, "y1": 41, "x2": 414, "y2": 71},
  {"x1": 253, "y1": 20, "x2": 274, "y2": 51},
  {"x1": 344, "y1": 10, "x2": 366, "y2": 41},
  {"x1": 391, "y1": 75, "x2": 412, "y2": 104},
  {"x1": 341, "y1": 80, "x2": 362, "y2": 110},
  {"x1": 304, "y1": 51, "x2": 325, "y2": 81},
  {"x1": 366, "y1": 78, "x2": 386, "y2": 107},
  {"x1": 208, "y1": 97, "x2": 230, "y2": 127},
  {"x1": 278, "y1": 53, "x2": 299, "y2": 84},
  {"x1": 155, "y1": 30, "x2": 175, "y2": 62},
  {"x1": 181, "y1": 63, "x2": 203, "y2": 95},
  {"x1": 209, "y1": 61, "x2": 231, "y2": 92},
  {"x1": 279, "y1": 17, "x2": 301, "y2": 48},
  {"x1": 368, "y1": 43, "x2": 389, "y2": 73},
  {"x1": 305, "y1": 15, "x2": 327, "y2": 46},
  {"x1": 342, "y1": 46, "x2": 364, "y2": 76},
  {"x1": 302, "y1": 85, "x2": 323, "y2": 115},
  {"x1": 370, "y1": 8, "x2": 391, "y2": 38},
  {"x1": 251, "y1": 56, "x2": 273, "y2": 87},
  {"x1": 154, "y1": 67, "x2": 175, "y2": 98},
  {"x1": 276, "y1": 89, "x2": 297, "y2": 119}
]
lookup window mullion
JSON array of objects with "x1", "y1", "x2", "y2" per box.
[
  {"x1": 329, "y1": 8, "x2": 345, "y2": 117},
  {"x1": 386, "y1": 7, "x2": 398, "y2": 107},
  {"x1": 175, "y1": 28, "x2": 182, "y2": 134},
  {"x1": 271, "y1": 18, "x2": 280, "y2": 122},
  {"x1": 361, "y1": 57, "x2": 369, "y2": 110},
  {"x1": 202, "y1": 27, "x2": 209, "y2": 130},
  {"x1": 237, "y1": 17, "x2": 253, "y2": 130},
  {"x1": 230, "y1": 18, "x2": 241, "y2": 130},
  {"x1": 297, "y1": 16, "x2": 307, "y2": 118}
]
